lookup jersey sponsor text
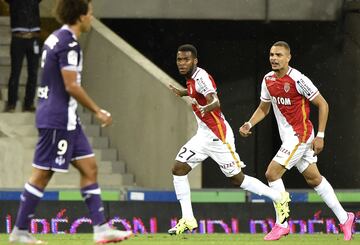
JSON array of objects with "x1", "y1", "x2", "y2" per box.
[{"x1": 272, "y1": 96, "x2": 291, "y2": 106}]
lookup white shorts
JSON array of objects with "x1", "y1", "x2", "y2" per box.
[
  {"x1": 273, "y1": 135, "x2": 317, "y2": 173},
  {"x1": 175, "y1": 126, "x2": 245, "y2": 177}
]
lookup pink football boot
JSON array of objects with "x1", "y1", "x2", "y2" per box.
[
  {"x1": 340, "y1": 212, "x2": 355, "y2": 241},
  {"x1": 264, "y1": 224, "x2": 290, "y2": 241}
]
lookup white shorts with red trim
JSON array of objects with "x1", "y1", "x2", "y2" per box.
[
  {"x1": 175, "y1": 125, "x2": 245, "y2": 177},
  {"x1": 273, "y1": 134, "x2": 317, "y2": 173}
]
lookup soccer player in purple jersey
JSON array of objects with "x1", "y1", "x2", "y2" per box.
[{"x1": 9, "y1": 0, "x2": 132, "y2": 243}]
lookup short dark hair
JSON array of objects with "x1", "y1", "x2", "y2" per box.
[
  {"x1": 272, "y1": 41, "x2": 291, "y2": 53},
  {"x1": 55, "y1": 0, "x2": 92, "y2": 25},
  {"x1": 178, "y1": 44, "x2": 198, "y2": 58}
]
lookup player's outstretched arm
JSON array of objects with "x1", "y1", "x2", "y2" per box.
[
  {"x1": 169, "y1": 84, "x2": 188, "y2": 97},
  {"x1": 310, "y1": 93, "x2": 329, "y2": 155},
  {"x1": 61, "y1": 69, "x2": 112, "y2": 127},
  {"x1": 239, "y1": 101, "x2": 271, "y2": 137}
]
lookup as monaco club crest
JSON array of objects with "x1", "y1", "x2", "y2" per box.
[{"x1": 284, "y1": 82, "x2": 290, "y2": 93}]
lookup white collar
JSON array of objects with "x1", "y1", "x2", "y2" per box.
[{"x1": 61, "y1": 25, "x2": 78, "y2": 40}]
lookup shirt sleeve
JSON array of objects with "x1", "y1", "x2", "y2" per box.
[
  {"x1": 295, "y1": 74, "x2": 319, "y2": 101},
  {"x1": 260, "y1": 78, "x2": 271, "y2": 102},
  {"x1": 58, "y1": 42, "x2": 80, "y2": 71},
  {"x1": 194, "y1": 72, "x2": 216, "y2": 96}
]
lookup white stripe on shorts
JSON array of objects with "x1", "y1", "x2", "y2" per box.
[
  {"x1": 32, "y1": 163, "x2": 50, "y2": 170},
  {"x1": 52, "y1": 130, "x2": 57, "y2": 144},
  {"x1": 32, "y1": 163, "x2": 69, "y2": 173},
  {"x1": 71, "y1": 153, "x2": 95, "y2": 161},
  {"x1": 51, "y1": 168, "x2": 69, "y2": 173}
]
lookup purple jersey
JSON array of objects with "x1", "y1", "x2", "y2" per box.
[{"x1": 36, "y1": 25, "x2": 82, "y2": 130}]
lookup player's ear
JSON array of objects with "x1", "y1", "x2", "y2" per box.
[
  {"x1": 194, "y1": 58, "x2": 198, "y2": 65},
  {"x1": 79, "y1": 14, "x2": 86, "y2": 23},
  {"x1": 287, "y1": 54, "x2": 291, "y2": 63}
]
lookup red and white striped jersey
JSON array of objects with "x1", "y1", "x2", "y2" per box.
[
  {"x1": 260, "y1": 67, "x2": 319, "y2": 143},
  {"x1": 187, "y1": 67, "x2": 228, "y2": 141}
]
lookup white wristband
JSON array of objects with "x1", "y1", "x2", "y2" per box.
[
  {"x1": 100, "y1": 109, "x2": 111, "y2": 117},
  {"x1": 245, "y1": 121, "x2": 252, "y2": 129},
  {"x1": 317, "y1": 131, "x2": 325, "y2": 138}
]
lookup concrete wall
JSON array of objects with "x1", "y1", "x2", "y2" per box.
[
  {"x1": 80, "y1": 19, "x2": 199, "y2": 188},
  {"x1": 0, "y1": 113, "x2": 36, "y2": 188},
  {"x1": 39, "y1": 0, "x2": 343, "y2": 21}
]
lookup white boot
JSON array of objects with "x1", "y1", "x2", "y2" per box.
[
  {"x1": 9, "y1": 226, "x2": 47, "y2": 244},
  {"x1": 93, "y1": 223, "x2": 132, "y2": 244}
]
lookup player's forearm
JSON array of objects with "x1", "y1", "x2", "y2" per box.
[
  {"x1": 66, "y1": 84, "x2": 100, "y2": 114},
  {"x1": 317, "y1": 100, "x2": 329, "y2": 133},
  {"x1": 248, "y1": 105, "x2": 269, "y2": 127},
  {"x1": 178, "y1": 89, "x2": 188, "y2": 97},
  {"x1": 204, "y1": 97, "x2": 220, "y2": 112},
  {"x1": 248, "y1": 110, "x2": 265, "y2": 126}
]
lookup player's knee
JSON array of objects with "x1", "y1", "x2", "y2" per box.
[
  {"x1": 89, "y1": 164, "x2": 98, "y2": 178},
  {"x1": 171, "y1": 162, "x2": 190, "y2": 176},
  {"x1": 306, "y1": 175, "x2": 322, "y2": 188},
  {"x1": 230, "y1": 178, "x2": 241, "y2": 186},
  {"x1": 265, "y1": 170, "x2": 276, "y2": 182},
  {"x1": 29, "y1": 170, "x2": 53, "y2": 189},
  {"x1": 171, "y1": 166, "x2": 186, "y2": 176},
  {"x1": 81, "y1": 163, "x2": 98, "y2": 180},
  {"x1": 230, "y1": 172, "x2": 244, "y2": 186}
]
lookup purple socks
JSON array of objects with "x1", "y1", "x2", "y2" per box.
[
  {"x1": 15, "y1": 183, "x2": 44, "y2": 230},
  {"x1": 81, "y1": 183, "x2": 106, "y2": 226},
  {"x1": 14, "y1": 182, "x2": 106, "y2": 230}
]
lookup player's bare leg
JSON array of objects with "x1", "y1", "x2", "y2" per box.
[
  {"x1": 28, "y1": 168, "x2": 54, "y2": 189},
  {"x1": 168, "y1": 161, "x2": 198, "y2": 235},
  {"x1": 73, "y1": 157, "x2": 132, "y2": 243},
  {"x1": 9, "y1": 168, "x2": 53, "y2": 244},
  {"x1": 302, "y1": 164, "x2": 354, "y2": 240}
]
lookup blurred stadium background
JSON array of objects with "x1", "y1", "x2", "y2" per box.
[{"x1": 0, "y1": 0, "x2": 359, "y2": 236}]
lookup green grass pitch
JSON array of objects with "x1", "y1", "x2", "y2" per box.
[{"x1": 0, "y1": 233, "x2": 359, "y2": 244}]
